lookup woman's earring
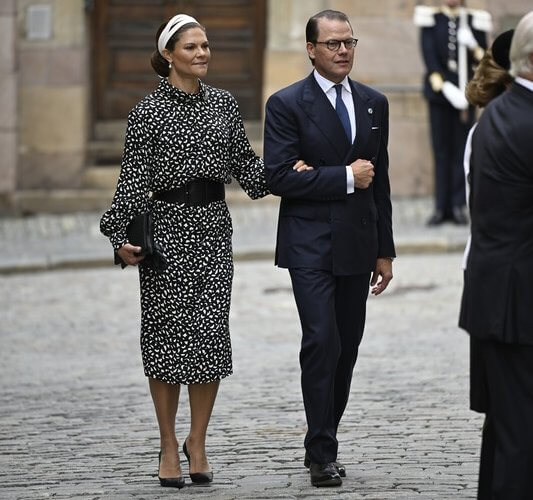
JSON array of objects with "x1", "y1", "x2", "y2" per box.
[{"x1": 168, "y1": 61, "x2": 172, "y2": 69}]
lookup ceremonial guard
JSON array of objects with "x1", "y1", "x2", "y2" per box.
[{"x1": 414, "y1": 1, "x2": 491, "y2": 225}]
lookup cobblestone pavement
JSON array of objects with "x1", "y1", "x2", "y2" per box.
[
  {"x1": 0, "y1": 196, "x2": 469, "y2": 273},
  {"x1": 0, "y1": 253, "x2": 483, "y2": 499}
]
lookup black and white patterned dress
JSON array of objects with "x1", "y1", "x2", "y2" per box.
[{"x1": 100, "y1": 78, "x2": 268, "y2": 385}]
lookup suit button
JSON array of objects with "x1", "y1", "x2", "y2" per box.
[
  {"x1": 361, "y1": 217, "x2": 367, "y2": 225},
  {"x1": 328, "y1": 218, "x2": 332, "y2": 223}
]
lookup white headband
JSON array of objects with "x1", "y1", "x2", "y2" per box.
[{"x1": 158, "y1": 14, "x2": 199, "y2": 56}]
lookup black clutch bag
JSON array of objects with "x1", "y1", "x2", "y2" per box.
[
  {"x1": 114, "y1": 212, "x2": 168, "y2": 271},
  {"x1": 126, "y1": 212, "x2": 153, "y2": 256}
]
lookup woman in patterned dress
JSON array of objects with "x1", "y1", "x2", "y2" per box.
[{"x1": 101, "y1": 14, "x2": 308, "y2": 488}]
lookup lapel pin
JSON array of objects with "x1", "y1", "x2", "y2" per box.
[{"x1": 367, "y1": 107, "x2": 373, "y2": 114}]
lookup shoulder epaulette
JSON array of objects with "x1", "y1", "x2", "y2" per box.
[
  {"x1": 413, "y1": 5, "x2": 437, "y2": 27},
  {"x1": 469, "y1": 9, "x2": 493, "y2": 32}
]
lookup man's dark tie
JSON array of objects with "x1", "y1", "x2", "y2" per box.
[{"x1": 335, "y1": 84, "x2": 351, "y2": 142}]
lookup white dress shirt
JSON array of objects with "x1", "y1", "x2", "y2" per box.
[
  {"x1": 515, "y1": 76, "x2": 533, "y2": 92},
  {"x1": 313, "y1": 70, "x2": 356, "y2": 193},
  {"x1": 462, "y1": 123, "x2": 476, "y2": 270}
]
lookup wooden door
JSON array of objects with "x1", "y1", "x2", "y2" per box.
[{"x1": 91, "y1": 0, "x2": 266, "y2": 120}]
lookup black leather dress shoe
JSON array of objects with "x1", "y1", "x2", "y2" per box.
[
  {"x1": 183, "y1": 440, "x2": 213, "y2": 484},
  {"x1": 451, "y1": 207, "x2": 468, "y2": 225},
  {"x1": 333, "y1": 461, "x2": 346, "y2": 477},
  {"x1": 309, "y1": 462, "x2": 342, "y2": 487},
  {"x1": 158, "y1": 451, "x2": 185, "y2": 488},
  {"x1": 304, "y1": 452, "x2": 346, "y2": 477},
  {"x1": 426, "y1": 210, "x2": 447, "y2": 226}
]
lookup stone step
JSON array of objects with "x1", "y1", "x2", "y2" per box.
[
  {"x1": 243, "y1": 120, "x2": 263, "y2": 141},
  {"x1": 87, "y1": 138, "x2": 263, "y2": 165},
  {"x1": 12, "y1": 189, "x2": 115, "y2": 215},
  {"x1": 10, "y1": 187, "x2": 264, "y2": 215},
  {"x1": 94, "y1": 120, "x2": 263, "y2": 139},
  {"x1": 94, "y1": 120, "x2": 264, "y2": 141},
  {"x1": 87, "y1": 119, "x2": 264, "y2": 187},
  {"x1": 81, "y1": 165, "x2": 259, "y2": 191},
  {"x1": 94, "y1": 120, "x2": 126, "y2": 141},
  {"x1": 87, "y1": 141, "x2": 124, "y2": 165},
  {"x1": 82, "y1": 166, "x2": 120, "y2": 189}
]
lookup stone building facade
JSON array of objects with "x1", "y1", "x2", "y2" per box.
[
  {"x1": 0, "y1": 0, "x2": 530, "y2": 213},
  {"x1": 1, "y1": 0, "x2": 88, "y2": 213}
]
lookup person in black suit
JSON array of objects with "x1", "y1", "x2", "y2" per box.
[
  {"x1": 263, "y1": 9, "x2": 395, "y2": 487},
  {"x1": 414, "y1": 1, "x2": 490, "y2": 225},
  {"x1": 459, "y1": 11, "x2": 533, "y2": 498}
]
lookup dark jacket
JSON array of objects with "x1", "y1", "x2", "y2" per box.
[
  {"x1": 263, "y1": 73, "x2": 395, "y2": 275},
  {"x1": 459, "y1": 82, "x2": 533, "y2": 344}
]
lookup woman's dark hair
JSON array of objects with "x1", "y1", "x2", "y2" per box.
[
  {"x1": 150, "y1": 20, "x2": 206, "y2": 77},
  {"x1": 305, "y1": 10, "x2": 353, "y2": 66}
]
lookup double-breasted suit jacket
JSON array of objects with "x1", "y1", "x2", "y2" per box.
[{"x1": 264, "y1": 73, "x2": 395, "y2": 275}]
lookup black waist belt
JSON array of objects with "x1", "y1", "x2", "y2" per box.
[{"x1": 153, "y1": 180, "x2": 225, "y2": 206}]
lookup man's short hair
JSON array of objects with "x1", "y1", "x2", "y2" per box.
[
  {"x1": 510, "y1": 11, "x2": 533, "y2": 77},
  {"x1": 305, "y1": 10, "x2": 353, "y2": 44}
]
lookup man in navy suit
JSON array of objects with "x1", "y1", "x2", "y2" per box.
[{"x1": 263, "y1": 9, "x2": 395, "y2": 487}]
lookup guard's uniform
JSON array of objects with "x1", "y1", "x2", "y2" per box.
[{"x1": 414, "y1": 6, "x2": 491, "y2": 221}]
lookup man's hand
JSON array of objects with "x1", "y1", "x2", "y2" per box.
[
  {"x1": 351, "y1": 159, "x2": 374, "y2": 189},
  {"x1": 370, "y1": 258, "x2": 393, "y2": 296},
  {"x1": 293, "y1": 159, "x2": 314, "y2": 172},
  {"x1": 117, "y1": 243, "x2": 145, "y2": 266}
]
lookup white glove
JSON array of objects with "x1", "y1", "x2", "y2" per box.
[
  {"x1": 457, "y1": 27, "x2": 478, "y2": 50},
  {"x1": 442, "y1": 81, "x2": 469, "y2": 110}
]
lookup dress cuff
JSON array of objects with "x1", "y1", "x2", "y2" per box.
[{"x1": 110, "y1": 231, "x2": 128, "y2": 251}]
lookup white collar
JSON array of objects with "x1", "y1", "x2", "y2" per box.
[
  {"x1": 313, "y1": 70, "x2": 352, "y2": 94},
  {"x1": 515, "y1": 76, "x2": 533, "y2": 92}
]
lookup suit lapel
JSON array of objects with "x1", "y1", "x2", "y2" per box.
[
  {"x1": 344, "y1": 79, "x2": 372, "y2": 164},
  {"x1": 297, "y1": 74, "x2": 351, "y2": 160}
]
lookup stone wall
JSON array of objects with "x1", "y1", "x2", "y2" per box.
[
  {"x1": 16, "y1": 0, "x2": 88, "y2": 190},
  {"x1": 1, "y1": 0, "x2": 531, "y2": 212},
  {"x1": 0, "y1": 0, "x2": 17, "y2": 208},
  {"x1": 265, "y1": 0, "x2": 531, "y2": 197}
]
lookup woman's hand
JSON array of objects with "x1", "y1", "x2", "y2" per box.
[
  {"x1": 117, "y1": 243, "x2": 145, "y2": 266},
  {"x1": 293, "y1": 159, "x2": 314, "y2": 172}
]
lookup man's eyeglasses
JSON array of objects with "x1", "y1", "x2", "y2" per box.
[{"x1": 315, "y1": 38, "x2": 358, "y2": 51}]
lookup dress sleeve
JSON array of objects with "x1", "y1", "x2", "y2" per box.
[
  {"x1": 100, "y1": 108, "x2": 153, "y2": 249},
  {"x1": 227, "y1": 95, "x2": 269, "y2": 200}
]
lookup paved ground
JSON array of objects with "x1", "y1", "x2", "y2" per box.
[{"x1": 0, "y1": 252, "x2": 483, "y2": 499}]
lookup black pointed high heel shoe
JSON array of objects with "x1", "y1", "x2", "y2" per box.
[
  {"x1": 183, "y1": 440, "x2": 213, "y2": 484},
  {"x1": 158, "y1": 451, "x2": 185, "y2": 488}
]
